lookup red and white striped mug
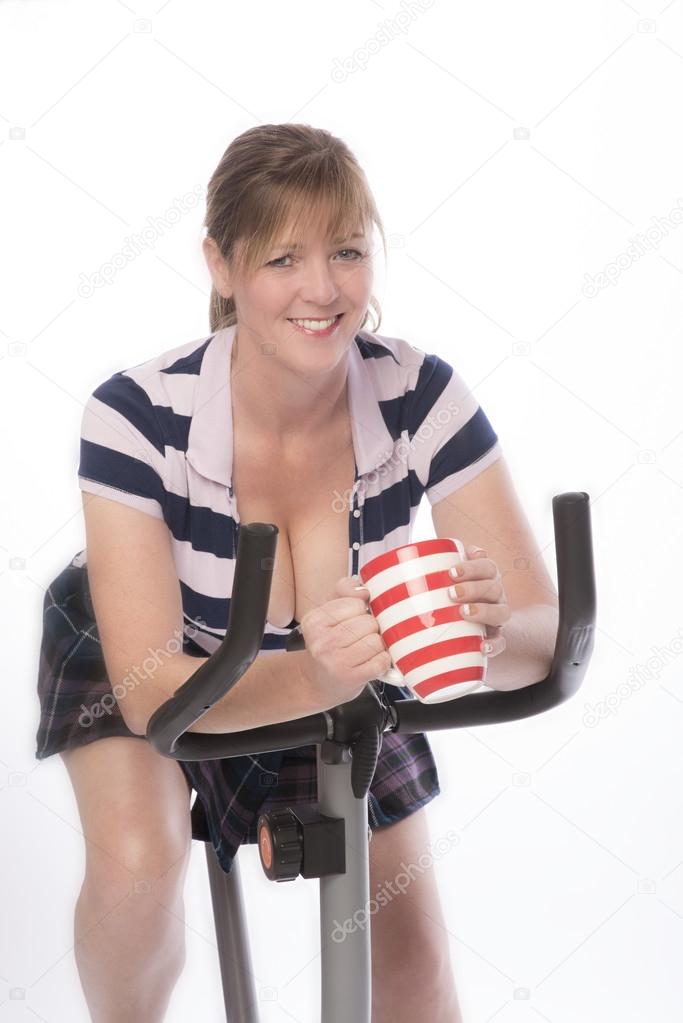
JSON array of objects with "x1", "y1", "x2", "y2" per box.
[{"x1": 358, "y1": 538, "x2": 488, "y2": 703}]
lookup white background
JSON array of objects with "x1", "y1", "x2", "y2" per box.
[{"x1": 2, "y1": 0, "x2": 682, "y2": 1020}]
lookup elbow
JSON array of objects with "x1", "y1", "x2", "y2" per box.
[
  {"x1": 101, "y1": 661, "x2": 151, "y2": 738},
  {"x1": 121, "y1": 689, "x2": 163, "y2": 738},
  {"x1": 125, "y1": 707, "x2": 150, "y2": 738},
  {"x1": 117, "y1": 692, "x2": 149, "y2": 738}
]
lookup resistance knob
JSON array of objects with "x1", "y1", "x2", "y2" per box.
[{"x1": 257, "y1": 810, "x2": 304, "y2": 882}]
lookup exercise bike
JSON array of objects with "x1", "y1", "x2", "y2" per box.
[{"x1": 146, "y1": 491, "x2": 596, "y2": 1022}]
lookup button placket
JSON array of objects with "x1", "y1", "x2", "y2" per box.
[
  {"x1": 226, "y1": 483, "x2": 239, "y2": 524},
  {"x1": 350, "y1": 466, "x2": 362, "y2": 576}
]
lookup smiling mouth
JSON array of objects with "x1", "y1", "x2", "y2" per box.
[{"x1": 287, "y1": 313, "x2": 344, "y2": 325}]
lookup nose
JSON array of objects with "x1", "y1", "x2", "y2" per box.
[{"x1": 297, "y1": 257, "x2": 342, "y2": 308}]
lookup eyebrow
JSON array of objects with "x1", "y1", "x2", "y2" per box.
[{"x1": 273, "y1": 233, "x2": 365, "y2": 250}]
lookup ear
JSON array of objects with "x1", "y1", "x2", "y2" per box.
[{"x1": 202, "y1": 236, "x2": 233, "y2": 298}]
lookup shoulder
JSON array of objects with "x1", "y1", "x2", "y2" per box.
[
  {"x1": 355, "y1": 327, "x2": 459, "y2": 403},
  {"x1": 354, "y1": 327, "x2": 427, "y2": 391},
  {"x1": 85, "y1": 331, "x2": 216, "y2": 431},
  {"x1": 95, "y1": 332, "x2": 214, "y2": 404}
]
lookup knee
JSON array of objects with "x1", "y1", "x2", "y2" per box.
[{"x1": 82, "y1": 814, "x2": 191, "y2": 909}]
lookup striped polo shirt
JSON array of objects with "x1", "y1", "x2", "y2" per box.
[{"x1": 77, "y1": 324, "x2": 503, "y2": 657}]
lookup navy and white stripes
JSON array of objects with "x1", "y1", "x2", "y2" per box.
[{"x1": 77, "y1": 324, "x2": 502, "y2": 655}]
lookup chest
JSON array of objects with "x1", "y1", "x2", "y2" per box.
[{"x1": 231, "y1": 420, "x2": 357, "y2": 629}]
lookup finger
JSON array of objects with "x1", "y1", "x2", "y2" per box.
[
  {"x1": 449, "y1": 577, "x2": 506, "y2": 606},
  {"x1": 483, "y1": 622, "x2": 505, "y2": 636},
  {"x1": 316, "y1": 588, "x2": 378, "y2": 636},
  {"x1": 348, "y1": 575, "x2": 372, "y2": 610},
  {"x1": 324, "y1": 576, "x2": 366, "y2": 604},
  {"x1": 481, "y1": 632, "x2": 507, "y2": 657},
  {"x1": 467, "y1": 545, "x2": 488, "y2": 559},
  {"x1": 455, "y1": 600, "x2": 512, "y2": 628},
  {"x1": 450, "y1": 556, "x2": 498, "y2": 582},
  {"x1": 334, "y1": 613, "x2": 381, "y2": 651},
  {"x1": 336, "y1": 575, "x2": 369, "y2": 596}
]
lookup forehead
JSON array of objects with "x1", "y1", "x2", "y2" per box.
[
  {"x1": 273, "y1": 229, "x2": 366, "y2": 249},
  {"x1": 273, "y1": 201, "x2": 366, "y2": 245}
]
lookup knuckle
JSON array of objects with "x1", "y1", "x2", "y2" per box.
[
  {"x1": 365, "y1": 634, "x2": 379, "y2": 654},
  {"x1": 307, "y1": 639, "x2": 323, "y2": 659},
  {"x1": 305, "y1": 607, "x2": 323, "y2": 629}
]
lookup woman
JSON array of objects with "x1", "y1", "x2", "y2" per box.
[{"x1": 35, "y1": 124, "x2": 514, "y2": 1022}]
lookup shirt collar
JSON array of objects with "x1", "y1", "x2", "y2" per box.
[{"x1": 185, "y1": 323, "x2": 397, "y2": 488}]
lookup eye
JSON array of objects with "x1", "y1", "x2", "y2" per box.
[
  {"x1": 266, "y1": 248, "x2": 366, "y2": 268},
  {"x1": 337, "y1": 248, "x2": 366, "y2": 261}
]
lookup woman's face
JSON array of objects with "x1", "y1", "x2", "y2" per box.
[{"x1": 204, "y1": 220, "x2": 374, "y2": 355}]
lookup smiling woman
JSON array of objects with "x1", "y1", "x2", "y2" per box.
[
  {"x1": 35, "y1": 122, "x2": 477, "y2": 1021},
  {"x1": 202, "y1": 123, "x2": 386, "y2": 338},
  {"x1": 200, "y1": 124, "x2": 391, "y2": 437}
]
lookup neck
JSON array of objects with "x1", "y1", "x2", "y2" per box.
[{"x1": 230, "y1": 332, "x2": 350, "y2": 439}]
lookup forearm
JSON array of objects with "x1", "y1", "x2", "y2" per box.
[
  {"x1": 484, "y1": 603, "x2": 559, "y2": 692},
  {"x1": 129, "y1": 649, "x2": 317, "y2": 735},
  {"x1": 186, "y1": 649, "x2": 318, "y2": 734}
]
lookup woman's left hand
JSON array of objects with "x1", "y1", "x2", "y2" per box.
[{"x1": 448, "y1": 545, "x2": 511, "y2": 656}]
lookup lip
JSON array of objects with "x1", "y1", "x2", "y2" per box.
[{"x1": 287, "y1": 312, "x2": 345, "y2": 338}]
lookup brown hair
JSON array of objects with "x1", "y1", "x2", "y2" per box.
[{"x1": 203, "y1": 123, "x2": 387, "y2": 334}]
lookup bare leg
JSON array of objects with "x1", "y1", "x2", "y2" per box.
[
  {"x1": 73, "y1": 859, "x2": 189, "y2": 1022},
  {"x1": 61, "y1": 738, "x2": 193, "y2": 1022},
  {"x1": 368, "y1": 808, "x2": 464, "y2": 1023}
]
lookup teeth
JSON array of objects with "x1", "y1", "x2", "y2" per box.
[{"x1": 290, "y1": 315, "x2": 339, "y2": 329}]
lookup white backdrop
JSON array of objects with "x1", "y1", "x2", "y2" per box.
[{"x1": 2, "y1": 0, "x2": 681, "y2": 1020}]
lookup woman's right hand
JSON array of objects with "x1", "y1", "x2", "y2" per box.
[{"x1": 299, "y1": 575, "x2": 392, "y2": 712}]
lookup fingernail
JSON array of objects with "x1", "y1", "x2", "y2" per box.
[{"x1": 354, "y1": 584, "x2": 369, "y2": 591}]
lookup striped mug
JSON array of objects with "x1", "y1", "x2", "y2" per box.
[{"x1": 358, "y1": 538, "x2": 489, "y2": 703}]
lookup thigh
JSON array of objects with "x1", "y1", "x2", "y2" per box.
[
  {"x1": 368, "y1": 807, "x2": 453, "y2": 986},
  {"x1": 60, "y1": 736, "x2": 193, "y2": 902}
]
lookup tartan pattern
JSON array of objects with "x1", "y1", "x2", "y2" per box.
[{"x1": 35, "y1": 555, "x2": 441, "y2": 875}]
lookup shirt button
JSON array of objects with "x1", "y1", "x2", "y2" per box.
[
  {"x1": 352, "y1": 542, "x2": 360, "y2": 550},
  {"x1": 353, "y1": 509, "x2": 361, "y2": 518}
]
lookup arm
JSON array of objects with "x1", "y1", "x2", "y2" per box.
[
  {"x1": 431, "y1": 456, "x2": 560, "y2": 691},
  {"x1": 139, "y1": 649, "x2": 319, "y2": 736},
  {"x1": 479, "y1": 602, "x2": 558, "y2": 692},
  {"x1": 83, "y1": 492, "x2": 320, "y2": 736}
]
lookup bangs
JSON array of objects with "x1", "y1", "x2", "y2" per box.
[{"x1": 233, "y1": 171, "x2": 376, "y2": 276}]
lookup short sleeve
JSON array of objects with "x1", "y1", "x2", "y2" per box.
[
  {"x1": 408, "y1": 353, "x2": 503, "y2": 506},
  {"x1": 78, "y1": 372, "x2": 167, "y2": 520}
]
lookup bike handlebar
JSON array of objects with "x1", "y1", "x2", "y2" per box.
[{"x1": 146, "y1": 492, "x2": 595, "y2": 762}]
